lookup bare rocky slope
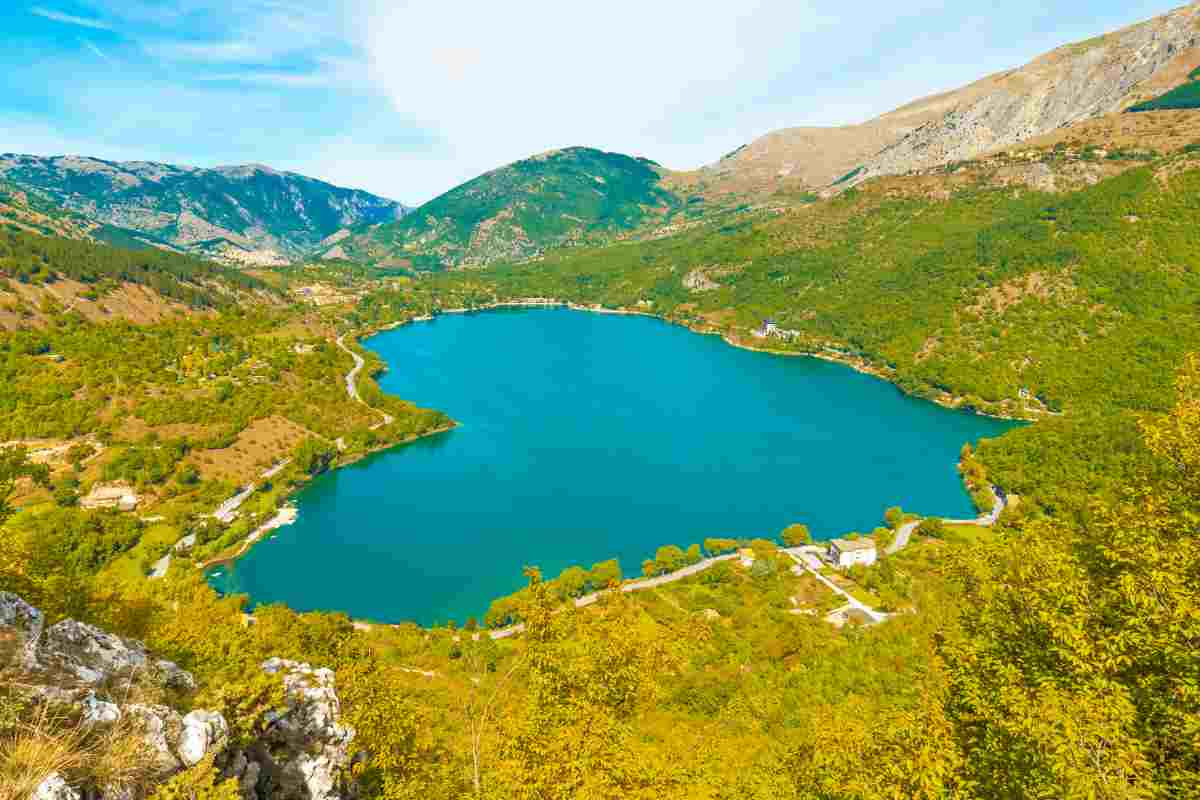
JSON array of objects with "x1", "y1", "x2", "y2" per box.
[
  {"x1": 0, "y1": 156, "x2": 406, "y2": 267},
  {"x1": 683, "y1": 1, "x2": 1200, "y2": 198},
  {"x1": 1, "y1": 592, "x2": 356, "y2": 800}
]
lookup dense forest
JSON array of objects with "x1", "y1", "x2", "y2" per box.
[{"x1": 0, "y1": 228, "x2": 266, "y2": 308}]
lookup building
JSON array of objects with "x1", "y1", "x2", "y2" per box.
[
  {"x1": 827, "y1": 537, "x2": 877, "y2": 568},
  {"x1": 753, "y1": 319, "x2": 779, "y2": 339},
  {"x1": 80, "y1": 482, "x2": 139, "y2": 512}
]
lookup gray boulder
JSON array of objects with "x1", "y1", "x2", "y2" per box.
[
  {"x1": 80, "y1": 691, "x2": 121, "y2": 724},
  {"x1": 0, "y1": 591, "x2": 45, "y2": 670},
  {"x1": 38, "y1": 618, "x2": 194, "y2": 690}
]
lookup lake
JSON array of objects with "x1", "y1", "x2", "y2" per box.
[{"x1": 207, "y1": 307, "x2": 1019, "y2": 625}]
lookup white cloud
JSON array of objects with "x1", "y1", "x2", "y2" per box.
[{"x1": 31, "y1": 6, "x2": 113, "y2": 30}]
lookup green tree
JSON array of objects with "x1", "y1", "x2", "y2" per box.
[
  {"x1": 781, "y1": 523, "x2": 811, "y2": 547},
  {"x1": 0, "y1": 447, "x2": 49, "y2": 524},
  {"x1": 654, "y1": 544, "x2": 686, "y2": 574},
  {"x1": 884, "y1": 506, "x2": 904, "y2": 529},
  {"x1": 916, "y1": 518, "x2": 945, "y2": 538}
]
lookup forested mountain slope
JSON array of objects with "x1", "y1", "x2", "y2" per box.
[
  {"x1": 429, "y1": 120, "x2": 1200, "y2": 520},
  {"x1": 681, "y1": 1, "x2": 1200, "y2": 199},
  {"x1": 0, "y1": 155, "x2": 406, "y2": 267},
  {"x1": 0, "y1": 227, "x2": 278, "y2": 330},
  {"x1": 328, "y1": 147, "x2": 684, "y2": 270}
]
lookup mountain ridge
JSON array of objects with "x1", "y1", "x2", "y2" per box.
[
  {"x1": 0, "y1": 154, "x2": 408, "y2": 267},
  {"x1": 325, "y1": 146, "x2": 683, "y2": 270},
  {"x1": 677, "y1": 1, "x2": 1200, "y2": 198}
]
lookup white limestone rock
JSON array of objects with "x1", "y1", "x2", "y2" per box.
[
  {"x1": 125, "y1": 704, "x2": 184, "y2": 776},
  {"x1": 244, "y1": 658, "x2": 356, "y2": 800},
  {"x1": 31, "y1": 773, "x2": 81, "y2": 800},
  {"x1": 38, "y1": 618, "x2": 194, "y2": 690},
  {"x1": 179, "y1": 709, "x2": 229, "y2": 767},
  {"x1": 80, "y1": 691, "x2": 122, "y2": 724}
]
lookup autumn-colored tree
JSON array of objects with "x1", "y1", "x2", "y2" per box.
[
  {"x1": 936, "y1": 354, "x2": 1200, "y2": 797},
  {"x1": 780, "y1": 523, "x2": 811, "y2": 547}
]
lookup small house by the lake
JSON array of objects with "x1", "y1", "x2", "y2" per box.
[
  {"x1": 827, "y1": 537, "x2": 877, "y2": 568},
  {"x1": 753, "y1": 319, "x2": 779, "y2": 339}
]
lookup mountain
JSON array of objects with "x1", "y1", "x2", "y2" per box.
[
  {"x1": 681, "y1": 1, "x2": 1200, "y2": 198},
  {"x1": 0, "y1": 155, "x2": 406, "y2": 266},
  {"x1": 326, "y1": 146, "x2": 682, "y2": 270}
]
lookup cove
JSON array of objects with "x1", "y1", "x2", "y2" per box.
[{"x1": 208, "y1": 308, "x2": 1019, "y2": 626}]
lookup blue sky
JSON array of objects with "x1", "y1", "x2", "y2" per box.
[{"x1": 0, "y1": 0, "x2": 1181, "y2": 204}]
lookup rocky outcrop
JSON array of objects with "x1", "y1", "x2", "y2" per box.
[
  {"x1": 39, "y1": 617, "x2": 194, "y2": 690},
  {"x1": 225, "y1": 658, "x2": 356, "y2": 800},
  {"x1": 0, "y1": 591, "x2": 44, "y2": 669},
  {"x1": 1, "y1": 593, "x2": 356, "y2": 800}
]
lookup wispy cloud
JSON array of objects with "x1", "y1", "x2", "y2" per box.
[
  {"x1": 31, "y1": 6, "x2": 113, "y2": 31},
  {"x1": 81, "y1": 39, "x2": 115, "y2": 66}
]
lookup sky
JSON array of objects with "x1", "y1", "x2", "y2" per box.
[{"x1": 0, "y1": 0, "x2": 1182, "y2": 205}]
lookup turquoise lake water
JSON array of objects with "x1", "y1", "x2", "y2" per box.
[{"x1": 207, "y1": 308, "x2": 1019, "y2": 625}]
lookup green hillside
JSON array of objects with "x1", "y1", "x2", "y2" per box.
[
  {"x1": 334, "y1": 147, "x2": 683, "y2": 269},
  {"x1": 426, "y1": 143, "x2": 1200, "y2": 517}
]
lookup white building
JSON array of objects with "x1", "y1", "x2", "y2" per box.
[
  {"x1": 80, "y1": 482, "x2": 139, "y2": 512},
  {"x1": 827, "y1": 538, "x2": 877, "y2": 568}
]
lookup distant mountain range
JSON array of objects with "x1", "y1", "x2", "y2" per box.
[
  {"x1": 317, "y1": 2, "x2": 1200, "y2": 271},
  {"x1": 2, "y1": 2, "x2": 1198, "y2": 274},
  {"x1": 0, "y1": 155, "x2": 405, "y2": 266}
]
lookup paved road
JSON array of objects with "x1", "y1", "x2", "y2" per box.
[
  {"x1": 487, "y1": 554, "x2": 740, "y2": 640},
  {"x1": 211, "y1": 459, "x2": 293, "y2": 524},
  {"x1": 336, "y1": 334, "x2": 395, "y2": 428},
  {"x1": 887, "y1": 520, "x2": 919, "y2": 555},
  {"x1": 884, "y1": 488, "x2": 1006, "y2": 556}
]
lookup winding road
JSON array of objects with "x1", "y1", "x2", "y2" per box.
[{"x1": 336, "y1": 334, "x2": 394, "y2": 430}]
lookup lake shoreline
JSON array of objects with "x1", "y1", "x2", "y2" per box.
[
  {"x1": 360, "y1": 298, "x2": 1039, "y2": 423},
  {"x1": 198, "y1": 421, "x2": 459, "y2": 571}
]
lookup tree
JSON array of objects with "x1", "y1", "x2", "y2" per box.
[
  {"x1": 0, "y1": 447, "x2": 49, "y2": 524},
  {"x1": 294, "y1": 437, "x2": 335, "y2": 476},
  {"x1": 586, "y1": 559, "x2": 621, "y2": 591},
  {"x1": 884, "y1": 506, "x2": 904, "y2": 529},
  {"x1": 654, "y1": 545, "x2": 685, "y2": 574},
  {"x1": 703, "y1": 537, "x2": 738, "y2": 555},
  {"x1": 916, "y1": 518, "x2": 945, "y2": 538},
  {"x1": 781, "y1": 523, "x2": 811, "y2": 547}
]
